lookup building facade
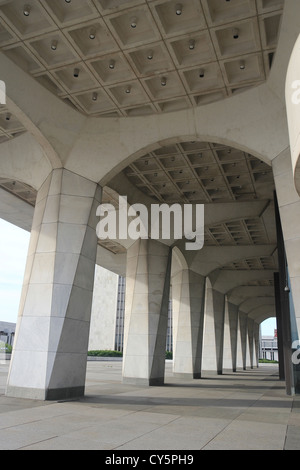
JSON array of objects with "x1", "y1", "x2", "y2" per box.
[
  {"x1": 0, "y1": 321, "x2": 15, "y2": 348},
  {"x1": 260, "y1": 336, "x2": 278, "y2": 362}
]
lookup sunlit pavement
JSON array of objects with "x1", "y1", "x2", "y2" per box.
[{"x1": 0, "y1": 360, "x2": 299, "y2": 450}]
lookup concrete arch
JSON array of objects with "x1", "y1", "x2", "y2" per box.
[
  {"x1": 99, "y1": 131, "x2": 272, "y2": 188},
  {"x1": 171, "y1": 246, "x2": 188, "y2": 277},
  {"x1": 0, "y1": 52, "x2": 85, "y2": 170},
  {"x1": 210, "y1": 269, "x2": 275, "y2": 294},
  {"x1": 248, "y1": 305, "x2": 276, "y2": 323},
  {"x1": 286, "y1": 33, "x2": 300, "y2": 195},
  {"x1": 239, "y1": 297, "x2": 275, "y2": 315},
  {"x1": 0, "y1": 132, "x2": 52, "y2": 191},
  {"x1": 0, "y1": 175, "x2": 35, "y2": 232},
  {"x1": 189, "y1": 247, "x2": 276, "y2": 278},
  {"x1": 227, "y1": 286, "x2": 275, "y2": 305}
]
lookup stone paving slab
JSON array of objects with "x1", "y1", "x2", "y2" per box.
[{"x1": 0, "y1": 361, "x2": 299, "y2": 450}]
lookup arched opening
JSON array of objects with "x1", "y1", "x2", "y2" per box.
[
  {"x1": 96, "y1": 138, "x2": 280, "y2": 383},
  {"x1": 260, "y1": 317, "x2": 278, "y2": 363}
]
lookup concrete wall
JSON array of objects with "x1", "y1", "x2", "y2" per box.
[{"x1": 88, "y1": 266, "x2": 119, "y2": 351}]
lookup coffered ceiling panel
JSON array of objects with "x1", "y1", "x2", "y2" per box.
[
  {"x1": 123, "y1": 141, "x2": 274, "y2": 205},
  {"x1": 41, "y1": 0, "x2": 99, "y2": 27},
  {"x1": 0, "y1": 0, "x2": 284, "y2": 117},
  {"x1": 201, "y1": 0, "x2": 257, "y2": 26}
]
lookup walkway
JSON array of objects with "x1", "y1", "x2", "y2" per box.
[{"x1": 0, "y1": 361, "x2": 299, "y2": 450}]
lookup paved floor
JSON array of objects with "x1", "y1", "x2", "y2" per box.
[{"x1": 0, "y1": 360, "x2": 299, "y2": 450}]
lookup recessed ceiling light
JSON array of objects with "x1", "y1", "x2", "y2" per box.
[
  {"x1": 23, "y1": 5, "x2": 31, "y2": 16},
  {"x1": 189, "y1": 39, "x2": 195, "y2": 50},
  {"x1": 233, "y1": 28, "x2": 239, "y2": 39},
  {"x1": 89, "y1": 29, "x2": 96, "y2": 40},
  {"x1": 130, "y1": 17, "x2": 137, "y2": 28},
  {"x1": 175, "y1": 3, "x2": 182, "y2": 15}
]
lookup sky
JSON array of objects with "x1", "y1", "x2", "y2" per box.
[
  {"x1": 0, "y1": 217, "x2": 278, "y2": 335},
  {"x1": 0, "y1": 218, "x2": 30, "y2": 324}
]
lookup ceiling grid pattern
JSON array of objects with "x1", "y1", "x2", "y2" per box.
[
  {"x1": 123, "y1": 141, "x2": 274, "y2": 206},
  {"x1": 0, "y1": 0, "x2": 284, "y2": 120}
]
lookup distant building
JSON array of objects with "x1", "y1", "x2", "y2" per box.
[
  {"x1": 114, "y1": 275, "x2": 126, "y2": 352},
  {"x1": 89, "y1": 266, "x2": 173, "y2": 353},
  {"x1": 260, "y1": 335, "x2": 278, "y2": 361},
  {"x1": 0, "y1": 321, "x2": 15, "y2": 347},
  {"x1": 88, "y1": 266, "x2": 119, "y2": 351}
]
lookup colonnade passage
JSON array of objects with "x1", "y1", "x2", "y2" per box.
[
  {"x1": 4, "y1": 153, "x2": 300, "y2": 400},
  {"x1": 1, "y1": 0, "x2": 300, "y2": 400}
]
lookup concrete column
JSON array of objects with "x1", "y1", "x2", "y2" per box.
[
  {"x1": 272, "y1": 150, "x2": 300, "y2": 338},
  {"x1": 273, "y1": 150, "x2": 300, "y2": 393},
  {"x1": 6, "y1": 169, "x2": 101, "y2": 400},
  {"x1": 274, "y1": 272, "x2": 285, "y2": 379},
  {"x1": 202, "y1": 281, "x2": 225, "y2": 374},
  {"x1": 236, "y1": 314, "x2": 243, "y2": 370},
  {"x1": 172, "y1": 269, "x2": 205, "y2": 379},
  {"x1": 247, "y1": 318, "x2": 254, "y2": 369},
  {"x1": 253, "y1": 322, "x2": 260, "y2": 368},
  {"x1": 238, "y1": 312, "x2": 248, "y2": 370},
  {"x1": 122, "y1": 239, "x2": 171, "y2": 386},
  {"x1": 223, "y1": 299, "x2": 238, "y2": 372}
]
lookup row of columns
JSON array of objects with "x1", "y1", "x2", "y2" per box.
[
  {"x1": 122, "y1": 238, "x2": 260, "y2": 386},
  {"x1": 5, "y1": 168, "x2": 263, "y2": 400}
]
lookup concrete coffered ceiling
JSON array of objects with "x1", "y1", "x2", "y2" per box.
[
  {"x1": 0, "y1": 0, "x2": 284, "y2": 119},
  {"x1": 123, "y1": 141, "x2": 274, "y2": 205},
  {"x1": 107, "y1": 138, "x2": 279, "y2": 319},
  {"x1": 0, "y1": 0, "x2": 287, "y2": 323}
]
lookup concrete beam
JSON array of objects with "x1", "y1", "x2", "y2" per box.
[
  {"x1": 187, "y1": 245, "x2": 277, "y2": 276},
  {"x1": 239, "y1": 297, "x2": 275, "y2": 314},
  {"x1": 227, "y1": 286, "x2": 275, "y2": 305},
  {"x1": 210, "y1": 269, "x2": 275, "y2": 294}
]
